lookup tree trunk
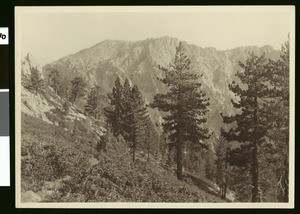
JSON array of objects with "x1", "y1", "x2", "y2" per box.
[{"x1": 251, "y1": 143, "x2": 260, "y2": 202}]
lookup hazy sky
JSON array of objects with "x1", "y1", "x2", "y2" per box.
[{"x1": 16, "y1": 6, "x2": 294, "y2": 66}]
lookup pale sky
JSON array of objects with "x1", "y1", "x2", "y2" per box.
[{"x1": 16, "y1": 6, "x2": 294, "y2": 66}]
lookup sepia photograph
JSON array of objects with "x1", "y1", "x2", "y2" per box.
[{"x1": 15, "y1": 6, "x2": 295, "y2": 208}]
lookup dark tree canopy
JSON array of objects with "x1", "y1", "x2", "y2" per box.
[
  {"x1": 221, "y1": 52, "x2": 273, "y2": 202},
  {"x1": 85, "y1": 85, "x2": 104, "y2": 119},
  {"x1": 152, "y1": 42, "x2": 210, "y2": 180},
  {"x1": 69, "y1": 77, "x2": 87, "y2": 103},
  {"x1": 106, "y1": 77, "x2": 152, "y2": 162},
  {"x1": 265, "y1": 39, "x2": 290, "y2": 202},
  {"x1": 46, "y1": 67, "x2": 60, "y2": 95}
]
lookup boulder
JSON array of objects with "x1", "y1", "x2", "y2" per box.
[{"x1": 21, "y1": 191, "x2": 42, "y2": 203}]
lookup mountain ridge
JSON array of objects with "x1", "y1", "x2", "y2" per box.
[
  {"x1": 27, "y1": 36, "x2": 280, "y2": 140},
  {"x1": 19, "y1": 35, "x2": 289, "y2": 203},
  {"x1": 49, "y1": 36, "x2": 278, "y2": 68}
]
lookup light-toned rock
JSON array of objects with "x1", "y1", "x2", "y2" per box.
[{"x1": 21, "y1": 191, "x2": 42, "y2": 203}]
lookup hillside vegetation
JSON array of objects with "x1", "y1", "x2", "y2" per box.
[
  {"x1": 20, "y1": 36, "x2": 289, "y2": 203},
  {"x1": 21, "y1": 113, "x2": 228, "y2": 202}
]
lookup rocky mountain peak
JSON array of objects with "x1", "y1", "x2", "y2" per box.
[{"x1": 38, "y1": 37, "x2": 280, "y2": 140}]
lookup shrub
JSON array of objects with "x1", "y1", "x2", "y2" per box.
[{"x1": 22, "y1": 113, "x2": 212, "y2": 203}]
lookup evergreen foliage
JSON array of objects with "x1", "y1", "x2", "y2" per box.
[
  {"x1": 69, "y1": 77, "x2": 87, "y2": 103},
  {"x1": 151, "y1": 42, "x2": 211, "y2": 180},
  {"x1": 110, "y1": 77, "x2": 124, "y2": 136},
  {"x1": 29, "y1": 67, "x2": 44, "y2": 95},
  {"x1": 58, "y1": 76, "x2": 72, "y2": 100},
  {"x1": 121, "y1": 78, "x2": 134, "y2": 141},
  {"x1": 85, "y1": 86, "x2": 104, "y2": 119},
  {"x1": 106, "y1": 77, "x2": 156, "y2": 162},
  {"x1": 221, "y1": 52, "x2": 272, "y2": 202},
  {"x1": 46, "y1": 67, "x2": 60, "y2": 95},
  {"x1": 21, "y1": 37, "x2": 291, "y2": 203},
  {"x1": 265, "y1": 38, "x2": 290, "y2": 202},
  {"x1": 130, "y1": 84, "x2": 149, "y2": 162}
]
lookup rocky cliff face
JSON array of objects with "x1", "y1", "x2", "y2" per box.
[
  {"x1": 38, "y1": 36, "x2": 280, "y2": 139},
  {"x1": 21, "y1": 54, "x2": 106, "y2": 136}
]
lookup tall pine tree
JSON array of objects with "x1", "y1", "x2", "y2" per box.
[
  {"x1": 152, "y1": 42, "x2": 210, "y2": 180},
  {"x1": 106, "y1": 77, "x2": 150, "y2": 162},
  {"x1": 130, "y1": 84, "x2": 149, "y2": 162},
  {"x1": 106, "y1": 77, "x2": 124, "y2": 136},
  {"x1": 122, "y1": 78, "x2": 134, "y2": 142},
  {"x1": 221, "y1": 52, "x2": 272, "y2": 202},
  {"x1": 266, "y1": 38, "x2": 290, "y2": 202}
]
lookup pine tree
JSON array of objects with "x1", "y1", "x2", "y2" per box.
[
  {"x1": 221, "y1": 52, "x2": 271, "y2": 202},
  {"x1": 266, "y1": 38, "x2": 290, "y2": 202},
  {"x1": 46, "y1": 67, "x2": 60, "y2": 94},
  {"x1": 109, "y1": 77, "x2": 124, "y2": 136},
  {"x1": 151, "y1": 42, "x2": 210, "y2": 180},
  {"x1": 122, "y1": 78, "x2": 134, "y2": 142},
  {"x1": 130, "y1": 84, "x2": 149, "y2": 162},
  {"x1": 106, "y1": 77, "x2": 150, "y2": 162},
  {"x1": 69, "y1": 77, "x2": 87, "y2": 103},
  {"x1": 29, "y1": 67, "x2": 44, "y2": 95},
  {"x1": 85, "y1": 86, "x2": 104, "y2": 119}
]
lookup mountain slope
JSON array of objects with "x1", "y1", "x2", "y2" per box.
[
  {"x1": 21, "y1": 111, "x2": 233, "y2": 203},
  {"x1": 42, "y1": 36, "x2": 280, "y2": 138},
  {"x1": 20, "y1": 37, "x2": 283, "y2": 203}
]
